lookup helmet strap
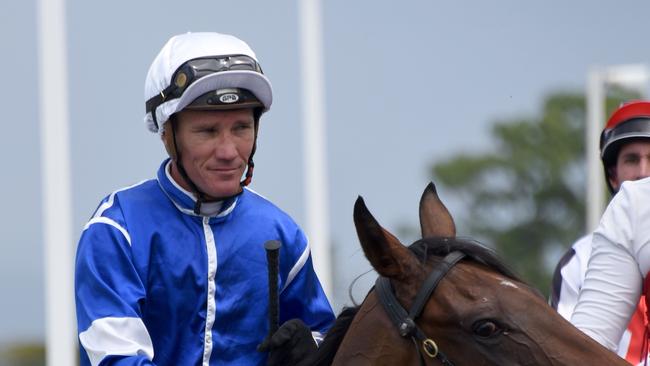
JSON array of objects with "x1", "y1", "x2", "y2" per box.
[
  {"x1": 604, "y1": 164, "x2": 618, "y2": 195},
  {"x1": 241, "y1": 137, "x2": 257, "y2": 187},
  {"x1": 240, "y1": 113, "x2": 261, "y2": 187}
]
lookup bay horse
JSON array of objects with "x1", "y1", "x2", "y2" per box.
[{"x1": 314, "y1": 183, "x2": 627, "y2": 365}]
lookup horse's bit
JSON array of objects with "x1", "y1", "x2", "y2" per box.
[{"x1": 375, "y1": 250, "x2": 466, "y2": 366}]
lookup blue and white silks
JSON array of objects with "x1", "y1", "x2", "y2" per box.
[{"x1": 75, "y1": 159, "x2": 335, "y2": 365}]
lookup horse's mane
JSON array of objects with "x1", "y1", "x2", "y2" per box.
[
  {"x1": 311, "y1": 307, "x2": 359, "y2": 365},
  {"x1": 410, "y1": 237, "x2": 522, "y2": 282},
  {"x1": 312, "y1": 237, "x2": 523, "y2": 365}
]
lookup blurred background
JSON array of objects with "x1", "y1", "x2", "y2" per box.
[{"x1": 2, "y1": 0, "x2": 650, "y2": 364}]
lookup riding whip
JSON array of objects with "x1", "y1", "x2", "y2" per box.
[{"x1": 264, "y1": 240, "x2": 282, "y2": 336}]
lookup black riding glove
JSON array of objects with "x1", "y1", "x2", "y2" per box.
[{"x1": 257, "y1": 318, "x2": 318, "y2": 366}]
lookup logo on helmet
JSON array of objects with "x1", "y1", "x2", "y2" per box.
[{"x1": 219, "y1": 93, "x2": 240, "y2": 104}]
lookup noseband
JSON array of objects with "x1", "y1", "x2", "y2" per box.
[{"x1": 375, "y1": 250, "x2": 465, "y2": 366}]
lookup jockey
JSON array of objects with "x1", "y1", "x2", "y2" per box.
[
  {"x1": 571, "y1": 101, "x2": 650, "y2": 359},
  {"x1": 74, "y1": 32, "x2": 334, "y2": 366},
  {"x1": 551, "y1": 100, "x2": 650, "y2": 363}
]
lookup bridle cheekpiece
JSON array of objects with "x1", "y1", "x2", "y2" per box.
[{"x1": 375, "y1": 250, "x2": 466, "y2": 366}]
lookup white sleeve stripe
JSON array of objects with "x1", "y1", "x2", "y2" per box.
[
  {"x1": 84, "y1": 217, "x2": 132, "y2": 246},
  {"x1": 93, "y1": 180, "x2": 150, "y2": 219},
  {"x1": 79, "y1": 317, "x2": 154, "y2": 366},
  {"x1": 283, "y1": 243, "x2": 310, "y2": 293}
]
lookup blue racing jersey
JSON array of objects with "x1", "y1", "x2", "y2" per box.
[{"x1": 75, "y1": 159, "x2": 335, "y2": 365}]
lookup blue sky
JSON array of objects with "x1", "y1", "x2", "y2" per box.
[{"x1": 2, "y1": 0, "x2": 650, "y2": 344}]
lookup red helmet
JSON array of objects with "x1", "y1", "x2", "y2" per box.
[{"x1": 600, "y1": 100, "x2": 650, "y2": 192}]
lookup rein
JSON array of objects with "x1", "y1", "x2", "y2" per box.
[{"x1": 375, "y1": 251, "x2": 466, "y2": 366}]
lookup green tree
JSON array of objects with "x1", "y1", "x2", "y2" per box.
[
  {"x1": 0, "y1": 343, "x2": 45, "y2": 366},
  {"x1": 431, "y1": 90, "x2": 636, "y2": 294}
]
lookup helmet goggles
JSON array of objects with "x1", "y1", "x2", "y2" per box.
[{"x1": 145, "y1": 54, "x2": 263, "y2": 128}]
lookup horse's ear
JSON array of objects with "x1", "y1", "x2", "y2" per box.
[
  {"x1": 419, "y1": 182, "x2": 456, "y2": 238},
  {"x1": 354, "y1": 196, "x2": 418, "y2": 280}
]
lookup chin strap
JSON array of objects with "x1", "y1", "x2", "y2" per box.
[
  {"x1": 241, "y1": 135, "x2": 257, "y2": 187},
  {"x1": 240, "y1": 112, "x2": 260, "y2": 187}
]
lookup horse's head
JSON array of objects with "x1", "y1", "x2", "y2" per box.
[{"x1": 330, "y1": 182, "x2": 626, "y2": 366}]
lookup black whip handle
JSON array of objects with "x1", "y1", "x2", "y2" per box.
[{"x1": 264, "y1": 240, "x2": 281, "y2": 336}]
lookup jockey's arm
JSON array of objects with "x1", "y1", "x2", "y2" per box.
[{"x1": 571, "y1": 180, "x2": 650, "y2": 351}]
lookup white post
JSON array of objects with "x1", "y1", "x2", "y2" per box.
[
  {"x1": 37, "y1": 0, "x2": 75, "y2": 364},
  {"x1": 585, "y1": 68, "x2": 605, "y2": 232},
  {"x1": 298, "y1": 0, "x2": 332, "y2": 297}
]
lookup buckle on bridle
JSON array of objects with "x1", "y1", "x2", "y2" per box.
[{"x1": 422, "y1": 338, "x2": 439, "y2": 358}]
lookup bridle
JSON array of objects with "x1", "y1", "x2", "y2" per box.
[{"x1": 375, "y1": 250, "x2": 466, "y2": 366}]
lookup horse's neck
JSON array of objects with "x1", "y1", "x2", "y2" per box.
[
  {"x1": 540, "y1": 319, "x2": 631, "y2": 366},
  {"x1": 332, "y1": 291, "x2": 419, "y2": 365}
]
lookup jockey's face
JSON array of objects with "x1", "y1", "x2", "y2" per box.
[
  {"x1": 609, "y1": 140, "x2": 650, "y2": 191},
  {"x1": 171, "y1": 108, "x2": 255, "y2": 200}
]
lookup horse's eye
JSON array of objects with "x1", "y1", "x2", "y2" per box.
[{"x1": 472, "y1": 320, "x2": 502, "y2": 338}]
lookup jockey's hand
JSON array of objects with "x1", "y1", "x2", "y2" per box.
[{"x1": 257, "y1": 318, "x2": 317, "y2": 366}]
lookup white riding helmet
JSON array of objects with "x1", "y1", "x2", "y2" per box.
[{"x1": 143, "y1": 32, "x2": 273, "y2": 134}]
